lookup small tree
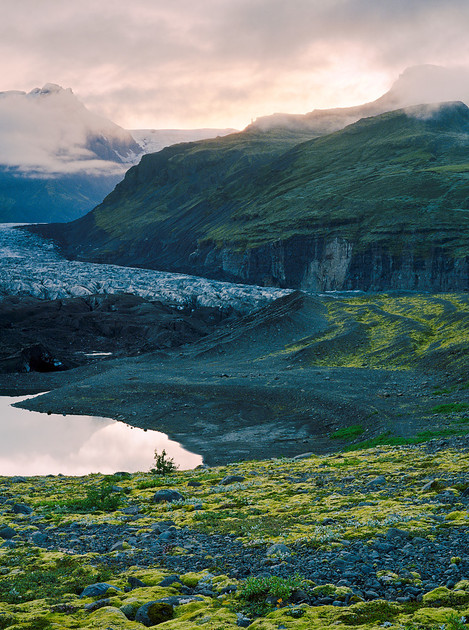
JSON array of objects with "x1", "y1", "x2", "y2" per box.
[{"x1": 151, "y1": 449, "x2": 178, "y2": 475}]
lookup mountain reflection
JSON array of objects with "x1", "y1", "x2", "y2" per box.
[{"x1": 1, "y1": 395, "x2": 202, "y2": 476}]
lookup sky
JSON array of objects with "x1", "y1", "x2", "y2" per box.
[{"x1": 2, "y1": 0, "x2": 469, "y2": 130}]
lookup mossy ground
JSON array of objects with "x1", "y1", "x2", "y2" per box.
[
  {"x1": 1, "y1": 443, "x2": 469, "y2": 628},
  {"x1": 282, "y1": 292, "x2": 469, "y2": 374}
]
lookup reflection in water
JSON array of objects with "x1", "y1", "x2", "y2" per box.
[{"x1": 1, "y1": 395, "x2": 203, "y2": 476}]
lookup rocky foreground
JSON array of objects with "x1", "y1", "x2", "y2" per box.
[{"x1": 1, "y1": 439, "x2": 469, "y2": 629}]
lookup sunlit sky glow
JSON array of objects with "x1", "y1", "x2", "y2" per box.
[{"x1": 2, "y1": 0, "x2": 469, "y2": 129}]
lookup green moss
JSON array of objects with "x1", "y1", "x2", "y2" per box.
[
  {"x1": 330, "y1": 425, "x2": 364, "y2": 440},
  {"x1": 3, "y1": 445, "x2": 469, "y2": 628},
  {"x1": 39, "y1": 480, "x2": 124, "y2": 514},
  {"x1": 142, "y1": 601, "x2": 174, "y2": 624},
  {"x1": 431, "y1": 403, "x2": 469, "y2": 414},
  {"x1": 336, "y1": 599, "x2": 402, "y2": 625},
  {"x1": 422, "y1": 586, "x2": 469, "y2": 607},
  {"x1": 180, "y1": 573, "x2": 201, "y2": 588},
  {"x1": 0, "y1": 549, "x2": 112, "y2": 604}
]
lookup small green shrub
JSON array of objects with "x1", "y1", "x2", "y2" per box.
[
  {"x1": 446, "y1": 613, "x2": 468, "y2": 629},
  {"x1": 237, "y1": 574, "x2": 306, "y2": 617},
  {"x1": 38, "y1": 482, "x2": 123, "y2": 514},
  {"x1": 151, "y1": 449, "x2": 178, "y2": 475},
  {"x1": 71, "y1": 482, "x2": 123, "y2": 512}
]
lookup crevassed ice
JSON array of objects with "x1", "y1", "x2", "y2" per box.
[{"x1": 0, "y1": 224, "x2": 291, "y2": 312}]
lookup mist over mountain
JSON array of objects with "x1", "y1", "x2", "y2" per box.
[
  {"x1": 248, "y1": 64, "x2": 469, "y2": 135},
  {"x1": 0, "y1": 84, "x2": 139, "y2": 222},
  {"x1": 0, "y1": 85, "x2": 236, "y2": 222},
  {"x1": 131, "y1": 128, "x2": 237, "y2": 155},
  {"x1": 0, "y1": 83, "x2": 139, "y2": 176}
]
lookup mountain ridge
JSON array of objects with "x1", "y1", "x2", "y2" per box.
[{"x1": 32, "y1": 99, "x2": 469, "y2": 291}]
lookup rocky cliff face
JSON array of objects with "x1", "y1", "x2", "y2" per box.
[{"x1": 189, "y1": 237, "x2": 469, "y2": 292}]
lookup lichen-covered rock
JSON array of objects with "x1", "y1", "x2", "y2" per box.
[
  {"x1": 336, "y1": 599, "x2": 401, "y2": 625},
  {"x1": 266, "y1": 543, "x2": 291, "y2": 557},
  {"x1": 0, "y1": 526, "x2": 17, "y2": 541},
  {"x1": 80, "y1": 582, "x2": 122, "y2": 599},
  {"x1": 12, "y1": 503, "x2": 33, "y2": 515},
  {"x1": 135, "y1": 601, "x2": 174, "y2": 626},
  {"x1": 181, "y1": 572, "x2": 202, "y2": 588},
  {"x1": 120, "y1": 598, "x2": 141, "y2": 620},
  {"x1": 220, "y1": 475, "x2": 246, "y2": 485},
  {"x1": 422, "y1": 585, "x2": 469, "y2": 607},
  {"x1": 312, "y1": 584, "x2": 352, "y2": 601},
  {"x1": 152, "y1": 489, "x2": 184, "y2": 503},
  {"x1": 422, "y1": 479, "x2": 447, "y2": 492}
]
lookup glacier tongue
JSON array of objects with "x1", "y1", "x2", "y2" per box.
[{"x1": 0, "y1": 224, "x2": 291, "y2": 312}]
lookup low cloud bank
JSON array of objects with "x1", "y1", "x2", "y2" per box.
[{"x1": 0, "y1": 84, "x2": 136, "y2": 176}]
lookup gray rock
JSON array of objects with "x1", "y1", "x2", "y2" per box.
[
  {"x1": 385, "y1": 527, "x2": 411, "y2": 541},
  {"x1": 220, "y1": 584, "x2": 238, "y2": 594},
  {"x1": 12, "y1": 503, "x2": 33, "y2": 515},
  {"x1": 80, "y1": 582, "x2": 121, "y2": 598},
  {"x1": 122, "y1": 505, "x2": 140, "y2": 515},
  {"x1": 135, "y1": 601, "x2": 174, "y2": 626},
  {"x1": 151, "y1": 520, "x2": 176, "y2": 533},
  {"x1": 236, "y1": 612, "x2": 252, "y2": 627},
  {"x1": 0, "y1": 526, "x2": 16, "y2": 540},
  {"x1": 128, "y1": 576, "x2": 148, "y2": 589},
  {"x1": 266, "y1": 543, "x2": 291, "y2": 557},
  {"x1": 435, "y1": 491, "x2": 456, "y2": 504},
  {"x1": 159, "y1": 575, "x2": 182, "y2": 587},
  {"x1": 366, "y1": 475, "x2": 386, "y2": 488},
  {"x1": 364, "y1": 590, "x2": 380, "y2": 600},
  {"x1": 220, "y1": 475, "x2": 246, "y2": 485},
  {"x1": 30, "y1": 531, "x2": 48, "y2": 546},
  {"x1": 84, "y1": 598, "x2": 110, "y2": 612},
  {"x1": 152, "y1": 490, "x2": 184, "y2": 503},
  {"x1": 1, "y1": 540, "x2": 16, "y2": 549},
  {"x1": 159, "y1": 529, "x2": 177, "y2": 542}
]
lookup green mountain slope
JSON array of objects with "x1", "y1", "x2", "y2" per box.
[
  {"x1": 208, "y1": 102, "x2": 469, "y2": 248},
  {"x1": 34, "y1": 102, "x2": 469, "y2": 291}
]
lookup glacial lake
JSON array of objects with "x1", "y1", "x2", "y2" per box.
[{"x1": 0, "y1": 395, "x2": 202, "y2": 476}]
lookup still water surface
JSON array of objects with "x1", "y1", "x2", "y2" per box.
[{"x1": 1, "y1": 395, "x2": 202, "y2": 476}]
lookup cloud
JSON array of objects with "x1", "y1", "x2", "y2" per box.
[
  {"x1": 0, "y1": 1, "x2": 469, "y2": 127},
  {"x1": 0, "y1": 84, "x2": 133, "y2": 176}
]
